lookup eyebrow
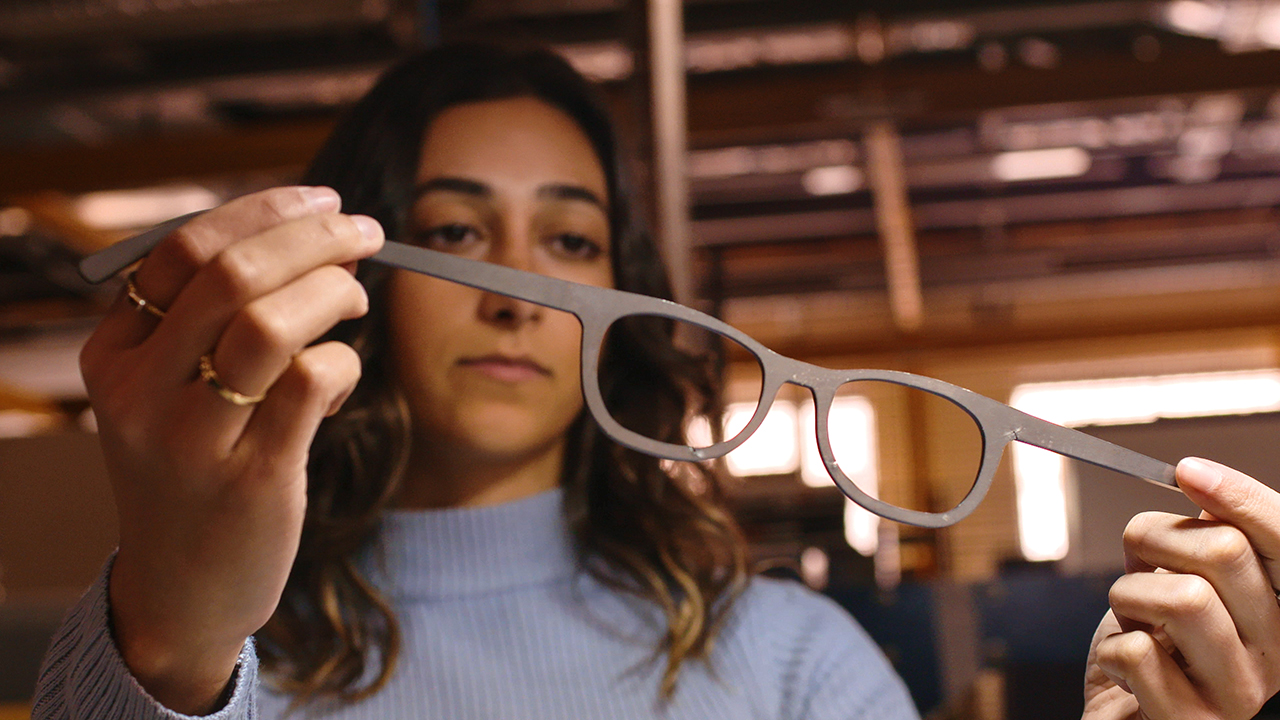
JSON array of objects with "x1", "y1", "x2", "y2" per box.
[
  {"x1": 415, "y1": 177, "x2": 491, "y2": 198},
  {"x1": 415, "y1": 176, "x2": 607, "y2": 211},
  {"x1": 537, "y1": 183, "x2": 607, "y2": 210}
]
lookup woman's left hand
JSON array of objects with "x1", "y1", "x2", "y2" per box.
[{"x1": 1083, "y1": 457, "x2": 1280, "y2": 719}]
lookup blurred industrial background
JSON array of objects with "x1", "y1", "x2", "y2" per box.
[{"x1": 6, "y1": 0, "x2": 1280, "y2": 717}]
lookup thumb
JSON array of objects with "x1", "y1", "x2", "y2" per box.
[{"x1": 1176, "y1": 456, "x2": 1280, "y2": 578}]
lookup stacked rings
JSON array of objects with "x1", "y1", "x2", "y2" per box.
[{"x1": 123, "y1": 270, "x2": 266, "y2": 407}]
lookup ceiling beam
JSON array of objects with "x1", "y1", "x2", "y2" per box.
[
  {"x1": 0, "y1": 119, "x2": 333, "y2": 197},
  {"x1": 3, "y1": 41, "x2": 1279, "y2": 197}
]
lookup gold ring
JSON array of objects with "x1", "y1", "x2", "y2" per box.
[
  {"x1": 125, "y1": 272, "x2": 166, "y2": 318},
  {"x1": 199, "y1": 355, "x2": 266, "y2": 406}
]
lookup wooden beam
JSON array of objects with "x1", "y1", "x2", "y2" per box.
[
  {"x1": 683, "y1": 41, "x2": 1280, "y2": 145},
  {"x1": 645, "y1": 0, "x2": 694, "y2": 304},
  {"x1": 864, "y1": 120, "x2": 923, "y2": 333}
]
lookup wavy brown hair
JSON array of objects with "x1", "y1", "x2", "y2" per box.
[{"x1": 253, "y1": 42, "x2": 748, "y2": 708}]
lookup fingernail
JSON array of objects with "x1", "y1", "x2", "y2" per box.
[
  {"x1": 352, "y1": 215, "x2": 383, "y2": 243},
  {"x1": 302, "y1": 186, "x2": 341, "y2": 213},
  {"x1": 1178, "y1": 457, "x2": 1222, "y2": 494}
]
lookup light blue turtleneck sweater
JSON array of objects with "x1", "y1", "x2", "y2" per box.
[{"x1": 34, "y1": 489, "x2": 919, "y2": 719}]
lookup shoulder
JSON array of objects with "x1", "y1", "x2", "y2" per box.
[{"x1": 717, "y1": 576, "x2": 919, "y2": 720}]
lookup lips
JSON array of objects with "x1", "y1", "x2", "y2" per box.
[{"x1": 457, "y1": 354, "x2": 552, "y2": 382}]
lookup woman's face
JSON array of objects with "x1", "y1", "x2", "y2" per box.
[{"x1": 388, "y1": 96, "x2": 613, "y2": 470}]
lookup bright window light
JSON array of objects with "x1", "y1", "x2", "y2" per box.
[
  {"x1": 685, "y1": 414, "x2": 714, "y2": 448},
  {"x1": 800, "y1": 396, "x2": 880, "y2": 556},
  {"x1": 1010, "y1": 369, "x2": 1280, "y2": 561},
  {"x1": 1010, "y1": 445, "x2": 1071, "y2": 561},
  {"x1": 798, "y1": 396, "x2": 876, "y2": 486},
  {"x1": 991, "y1": 147, "x2": 1091, "y2": 182},
  {"x1": 692, "y1": 392, "x2": 881, "y2": 557},
  {"x1": 722, "y1": 400, "x2": 800, "y2": 476}
]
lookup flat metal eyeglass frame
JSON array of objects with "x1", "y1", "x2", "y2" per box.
[{"x1": 81, "y1": 213, "x2": 1180, "y2": 529}]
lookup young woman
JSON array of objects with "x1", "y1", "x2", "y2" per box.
[
  {"x1": 34, "y1": 44, "x2": 916, "y2": 719},
  {"x1": 33, "y1": 43, "x2": 1280, "y2": 720}
]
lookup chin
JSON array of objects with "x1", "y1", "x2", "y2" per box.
[{"x1": 454, "y1": 412, "x2": 570, "y2": 456}]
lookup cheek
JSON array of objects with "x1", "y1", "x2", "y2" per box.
[
  {"x1": 387, "y1": 276, "x2": 466, "y2": 384},
  {"x1": 551, "y1": 327, "x2": 586, "y2": 411}
]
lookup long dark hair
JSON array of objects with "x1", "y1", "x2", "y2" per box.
[{"x1": 254, "y1": 42, "x2": 747, "y2": 707}]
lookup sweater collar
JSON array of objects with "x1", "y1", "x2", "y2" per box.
[{"x1": 376, "y1": 488, "x2": 579, "y2": 598}]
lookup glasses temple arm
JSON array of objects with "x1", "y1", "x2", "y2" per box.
[
  {"x1": 1011, "y1": 412, "x2": 1179, "y2": 491},
  {"x1": 78, "y1": 214, "x2": 581, "y2": 317}
]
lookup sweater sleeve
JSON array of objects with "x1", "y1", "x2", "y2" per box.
[{"x1": 31, "y1": 558, "x2": 260, "y2": 720}]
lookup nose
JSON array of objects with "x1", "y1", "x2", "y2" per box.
[
  {"x1": 477, "y1": 289, "x2": 541, "y2": 327},
  {"x1": 476, "y1": 233, "x2": 541, "y2": 326}
]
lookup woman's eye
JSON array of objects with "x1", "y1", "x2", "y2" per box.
[
  {"x1": 551, "y1": 233, "x2": 603, "y2": 260},
  {"x1": 420, "y1": 223, "x2": 479, "y2": 250}
]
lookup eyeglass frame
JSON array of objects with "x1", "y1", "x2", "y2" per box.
[{"x1": 81, "y1": 214, "x2": 1181, "y2": 529}]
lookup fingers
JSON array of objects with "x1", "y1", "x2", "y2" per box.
[
  {"x1": 88, "y1": 186, "x2": 366, "y2": 361},
  {"x1": 89, "y1": 187, "x2": 338, "y2": 351},
  {"x1": 1108, "y1": 572, "x2": 1272, "y2": 716},
  {"x1": 201, "y1": 265, "x2": 369, "y2": 404},
  {"x1": 1107, "y1": 491, "x2": 1280, "y2": 719},
  {"x1": 1093, "y1": 628, "x2": 1211, "y2": 719},
  {"x1": 81, "y1": 184, "x2": 383, "y2": 457},
  {"x1": 1123, "y1": 511, "x2": 1280, "y2": 649},
  {"x1": 144, "y1": 211, "x2": 382, "y2": 384},
  {"x1": 238, "y1": 341, "x2": 362, "y2": 477},
  {"x1": 137, "y1": 186, "x2": 341, "y2": 308},
  {"x1": 1176, "y1": 457, "x2": 1280, "y2": 581}
]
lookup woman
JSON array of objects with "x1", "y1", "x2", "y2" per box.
[
  {"x1": 33, "y1": 43, "x2": 1280, "y2": 720},
  {"x1": 34, "y1": 44, "x2": 916, "y2": 719}
]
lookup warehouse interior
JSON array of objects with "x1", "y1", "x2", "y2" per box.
[{"x1": 6, "y1": 1, "x2": 1280, "y2": 717}]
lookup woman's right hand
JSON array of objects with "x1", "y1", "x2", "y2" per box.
[{"x1": 79, "y1": 186, "x2": 383, "y2": 714}]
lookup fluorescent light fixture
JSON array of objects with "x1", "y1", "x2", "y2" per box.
[
  {"x1": 1259, "y1": 5, "x2": 1280, "y2": 47},
  {"x1": 1012, "y1": 369, "x2": 1280, "y2": 427},
  {"x1": 722, "y1": 400, "x2": 800, "y2": 476},
  {"x1": 1164, "y1": 0, "x2": 1225, "y2": 37},
  {"x1": 801, "y1": 165, "x2": 863, "y2": 196},
  {"x1": 555, "y1": 41, "x2": 633, "y2": 82},
  {"x1": 0, "y1": 207, "x2": 32, "y2": 236},
  {"x1": 75, "y1": 184, "x2": 219, "y2": 231},
  {"x1": 991, "y1": 147, "x2": 1091, "y2": 182},
  {"x1": 689, "y1": 139, "x2": 858, "y2": 180},
  {"x1": 1010, "y1": 369, "x2": 1280, "y2": 562},
  {"x1": 800, "y1": 396, "x2": 879, "y2": 556}
]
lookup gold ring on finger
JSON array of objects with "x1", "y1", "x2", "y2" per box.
[
  {"x1": 199, "y1": 354, "x2": 267, "y2": 406},
  {"x1": 125, "y1": 271, "x2": 167, "y2": 319}
]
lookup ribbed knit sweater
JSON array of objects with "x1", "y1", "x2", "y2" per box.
[{"x1": 33, "y1": 489, "x2": 919, "y2": 719}]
